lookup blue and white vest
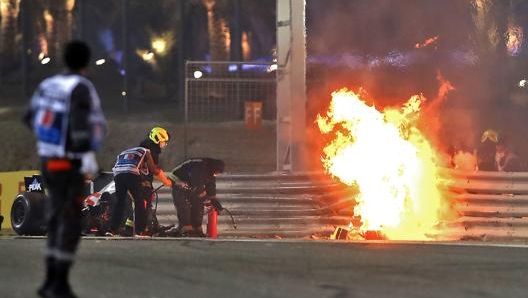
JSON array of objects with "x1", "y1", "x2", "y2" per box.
[
  {"x1": 112, "y1": 147, "x2": 151, "y2": 176},
  {"x1": 30, "y1": 74, "x2": 106, "y2": 158}
]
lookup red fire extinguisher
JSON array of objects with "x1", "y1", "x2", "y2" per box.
[{"x1": 207, "y1": 208, "x2": 218, "y2": 238}]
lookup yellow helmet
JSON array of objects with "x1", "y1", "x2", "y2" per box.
[
  {"x1": 480, "y1": 129, "x2": 499, "y2": 143},
  {"x1": 149, "y1": 127, "x2": 170, "y2": 144}
]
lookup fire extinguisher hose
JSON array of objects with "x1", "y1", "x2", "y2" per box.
[{"x1": 222, "y1": 207, "x2": 237, "y2": 230}]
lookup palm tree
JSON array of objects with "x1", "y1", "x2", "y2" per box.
[
  {"x1": 241, "y1": 0, "x2": 275, "y2": 60},
  {"x1": 203, "y1": 0, "x2": 229, "y2": 61},
  {"x1": 47, "y1": 0, "x2": 73, "y2": 58},
  {"x1": 203, "y1": 0, "x2": 275, "y2": 62},
  {"x1": 0, "y1": 0, "x2": 19, "y2": 62}
]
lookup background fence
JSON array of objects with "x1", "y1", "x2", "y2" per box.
[
  {"x1": 184, "y1": 61, "x2": 276, "y2": 122},
  {"x1": 180, "y1": 61, "x2": 277, "y2": 167}
]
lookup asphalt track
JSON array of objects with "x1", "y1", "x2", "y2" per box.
[{"x1": 1, "y1": 236, "x2": 527, "y2": 298}]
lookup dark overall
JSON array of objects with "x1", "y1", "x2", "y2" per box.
[
  {"x1": 41, "y1": 158, "x2": 85, "y2": 261},
  {"x1": 110, "y1": 173, "x2": 149, "y2": 234},
  {"x1": 171, "y1": 186, "x2": 205, "y2": 230}
]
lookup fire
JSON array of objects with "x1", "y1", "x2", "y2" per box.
[
  {"x1": 415, "y1": 36, "x2": 439, "y2": 49},
  {"x1": 317, "y1": 88, "x2": 447, "y2": 240}
]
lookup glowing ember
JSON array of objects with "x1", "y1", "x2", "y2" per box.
[
  {"x1": 317, "y1": 88, "x2": 446, "y2": 240},
  {"x1": 415, "y1": 36, "x2": 439, "y2": 49}
]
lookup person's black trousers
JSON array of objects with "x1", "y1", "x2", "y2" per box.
[
  {"x1": 172, "y1": 187, "x2": 191, "y2": 227},
  {"x1": 111, "y1": 173, "x2": 147, "y2": 233},
  {"x1": 40, "y1": 158, "x2": 84, "y2": 260}
]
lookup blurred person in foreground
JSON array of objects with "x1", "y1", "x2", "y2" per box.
[
  {"x1": 23, "y1": 40, "x2": 107, "y2": 298},
  {"x1": 166, "y1": 158, "x2": 225, "y2": 237},
  {"x1": 106, "y1": 127, "x2": 173, "y2": 237}
]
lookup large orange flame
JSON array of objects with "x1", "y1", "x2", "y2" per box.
[{"x1": 317, "y1": 88, "x2": 448, "y2": 240}]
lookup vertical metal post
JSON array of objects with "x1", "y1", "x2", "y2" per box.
[
  {"x1": 230, "y1": 0, "x2": 242, "y2": 61},
  {"x1": 180, "y1": 0, "x2": 188, "y2": 158},
  {"x1": 231, "y1": 0, "x2": 244, "y2": 119},
  {"x1": 236, "y1": 62, "x2": 241, "y2": 119},
  {"x1": 183, "y1": 60, "x2": 189, "y2": 159},
  {"x1": 76, "y1": 0, "x2": 85, "y2": 39},
  {"x1": 276, "y1": 0, "x2": 307, "y2": 172},
  {"x1": 178, "y1": 0, "x2": 186, "y2": 114},
  {"x1": 0, "y1": 5, "x2": 3, "y2": 94},
  {"x1": 289, "y1": 0, "x2": 307, "y2": 172},
  {"x1": 20, "y1": 0, "x2": 31, "y2": 97},
  {"x1": 121, "y1": 0, "x2": 128, "y2": 112}
]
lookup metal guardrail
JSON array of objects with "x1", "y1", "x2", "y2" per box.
[
  {"x1": 443, "y1": 169, "x2": 528, "y2": 241},
  {"x1": 153, "y1": 172, "x2": 355, "y2": 238},
  {"x1": 150, "y1": 169, "x2": 528, "y2": 240}
]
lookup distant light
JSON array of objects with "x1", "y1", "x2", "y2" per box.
[
  {"x1": 519, "y1": 79, "x2": 527, "y2": 88},
  {"x1": 193, "y1": 71, "x2": 203, "y2": 79},
  {"x1": 151, "y1": 38, "x2": 167, "y2": 55},
  {"x1": 267, "y1": 64, "x2": 278, "y2": 73},
  {"x1": 95, "y1": 59, "x2": 106, "y2": 66},
  {"x1": 228, "y1": 65, "x2": 238, "y2": 72},
  {"x1": 142, "y1": 52, "x2": 154, "y2": 61},
  {"x1": 121, "y1": 91, "x2": 127, "y2": 96},
  {"x1": 66, "y1": 0, "x2": 75, "y2": 11},
  {"x1": 41, "y1": 57, "x2": 51, "y2": 65}
]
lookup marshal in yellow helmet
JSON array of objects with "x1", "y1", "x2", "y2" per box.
[
  {"x1": 149, "y1": 127, "x2": 170, "y2": 144},
  {"x1": 480, "y1": 129, "x2": 499, "y2": 143}
]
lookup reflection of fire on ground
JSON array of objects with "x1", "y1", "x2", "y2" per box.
[{"x1": 317, "y1": 88, "x2": 457, "y2": 241}]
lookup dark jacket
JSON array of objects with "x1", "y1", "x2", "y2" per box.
[
  {"x1": 168, "y1": 158, "x2": 225, "y2": 197},
  {"x1": 496, "y1": 152, "x2": 522, "y2": 172}
]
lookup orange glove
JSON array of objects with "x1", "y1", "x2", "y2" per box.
[{"x1": 156, "y1": 171, "x2": 172, "y2": 187}]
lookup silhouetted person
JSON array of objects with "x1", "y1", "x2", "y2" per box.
[
  {"x1": 477, "y1": 129, "x2": 499, "y2": 171},
  {"x1": 495, "y1": 140, "x2": 522, "y2": 172},
  {"x1": 23, "y1": 40, "x2": 107, "y2": 298}
]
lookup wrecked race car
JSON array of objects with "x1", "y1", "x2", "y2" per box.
[
  {"x1": 10, "y1": 173, "x2": 120, "y2": 236},
  {"x1": 10, "y1": 173, "x2": 226, "y2": 237}
]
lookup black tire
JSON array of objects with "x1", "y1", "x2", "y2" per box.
[{"x1": 10, "y1": 192, "x2": 47, "y2": 236}]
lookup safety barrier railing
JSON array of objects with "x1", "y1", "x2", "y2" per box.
[
  {"x1": 154, "y1": 170, "x2": 528, "y2": 240},
  {"x1": 7, "y1": 169, "x2": 528, "y2": 240},
  {"x1": 441, "y1": 169, "x2": 528, "y2": 241},
  {"x1": 153, "y1": 172, "x2": 355, "y2": 238}
]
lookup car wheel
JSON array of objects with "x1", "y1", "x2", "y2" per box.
[{"x1": 10, "y1": 192, "x2": 47, "y2": 236}]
